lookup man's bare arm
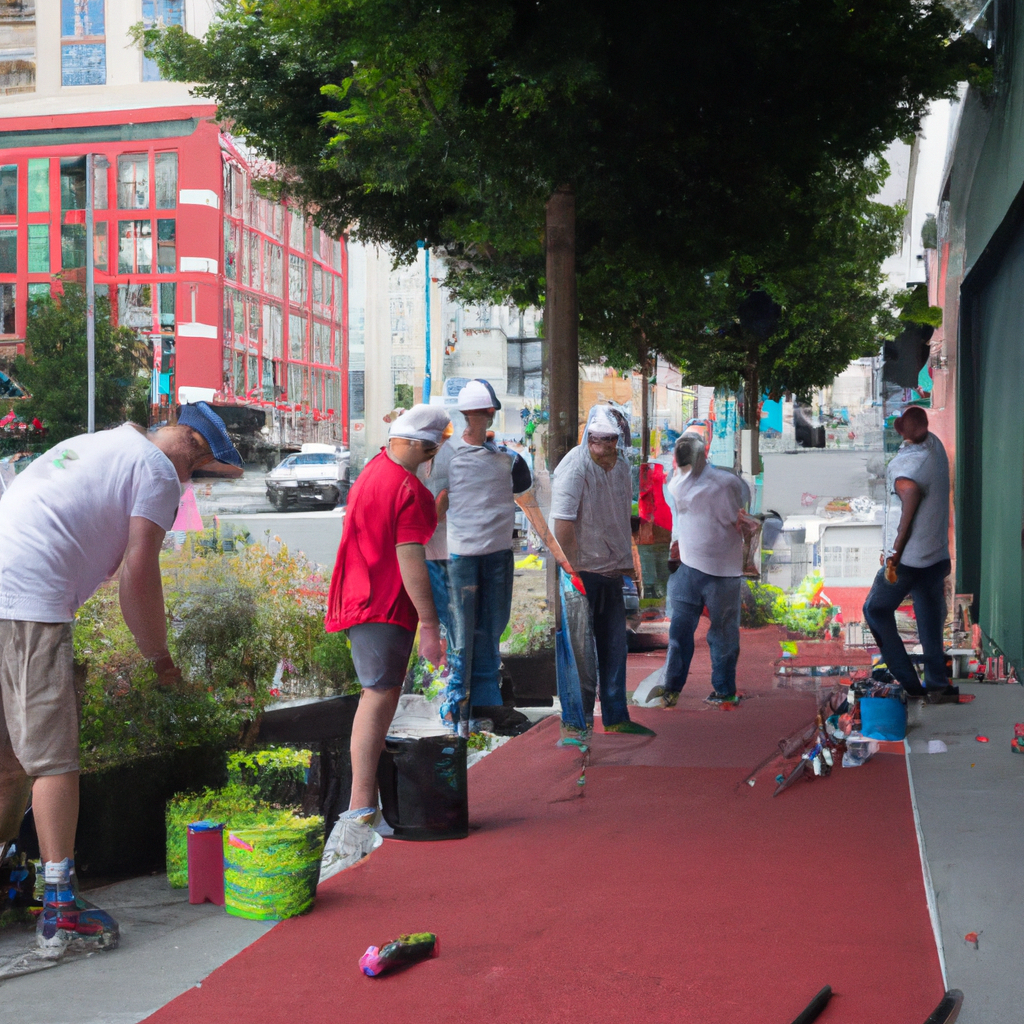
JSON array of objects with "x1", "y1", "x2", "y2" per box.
[
  {"x1": 396, "y1": 542, "x2": 441, "y2": 664},
  {"x1": 889, "y1": 477, "x2": 923, "y2": 566},
  {"x1": 515, "y1": 490, "x2": 572, "y2": 572},
  {"x1": 120, "y1": 516, "x2": 179, "y2": 684},
  {"x1": 552, "y1": 519, "x2": 579, "y2": 573}
]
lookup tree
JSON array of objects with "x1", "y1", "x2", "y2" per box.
[
  {"x1": 578, "y1": 158, "x2": 907, "y2": 471},
  {"x1": 15, "y1": 286, "x2": 150, "y2": 444},
  {"x1": 140, "y1": 0, "x2": 985, "y2": 458}
]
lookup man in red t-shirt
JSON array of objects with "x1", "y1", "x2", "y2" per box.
[{"x1": 326, "y1": 404, "x2": 449, "y2": 823}]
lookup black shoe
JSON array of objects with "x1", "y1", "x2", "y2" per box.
[
  {"x1": 705, "y1": 692, "x2": 739, "y2": 706},
  {"x1": 470, "y1": 705, "x2": 533, "y2": 736},
  {"x1": 924, "y1": 685, "x2": 960, "y2": 705}
]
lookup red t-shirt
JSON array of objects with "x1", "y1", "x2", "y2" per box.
[{"x1": 325, "y1": 450, "x2": 437, "y2": 632}]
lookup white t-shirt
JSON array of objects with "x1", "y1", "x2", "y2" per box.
[
  {"x1": 0, "y1": 425, "x2": 181, "y2": 622},
  {"x1": 668, "y1": 464, "x2": 750, "y2": 577},
  {"x1": 417, "y1": 456, "x2": 448, "y2": 561},
  {"x1": 884, "y1": 432, "x2": 950, "y2": 567},
  {"x1": 549, "y1": 444, "x2": 633, "y2": 578}
]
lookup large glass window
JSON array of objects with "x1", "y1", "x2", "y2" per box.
[
  {"x1": 28, "y1": 283, "x2": 50, "y2": 300},
  {"x1": 155, "y1": 152, "x2": 177, "y2": 209},
  {"x1": 61, "y1": 224, "x2": 86, "y2": 270},
  {"x1": 288, "y1": 211, "x2": 304, "y2": 250},
  {"x1": 0, "y1": 166, "x2": 17, "y2": 217},
  {"x1": 60, "y1": 157, "x2": 86, "y2": 211},
  {"x1": 92, "y1": 155, "x2": 108, "y2": 209},
  {"x1": 263, "y1": 303, "x2": 282, "y2": 358},
  {"x1": 288, "y1": 364, "x2": 303, "y2": 404},
  {"x1": 158, "y1": 282, "x2": 175, "y2": 329},
  {"x1": 61, "y1": 0, "x2": 106, "y2": 87},
  {"x1": 224, "y1": 221, "x2": 237, "y2": 280},
  {"x1": 247, "y1": 231, "x2": 260, "y2": 288},
  {"x1": 118, "y1": 284, "x2": 153, "y2": 330},
  {"x1": 142, "y1": 0, "x2": 184, "y2": 81},
  {"x1": 264, "y1": 242, "x2": 282, "y2": 294},
  {"x1": 27, "y1": 224, "x2": 49, "y2": 274},
  {"x1": 28, "y1": 159, "x2": 49, "y2": 212},
  {"x1": 118, "y1": 220, "x2": 152, "y2": 274},
  {"x1": 234, "y1": 296, "x2": 245, "y2": 337},
  {"x1": 0, "y1": 285, "x2": 14, "y2": 334},
  {"x1": 312, "y1": 321, "x2": 329, "y2": 364},
  {"x1": 157, "y1": 219, "x2": 175, "y2": 273},
  {"x1": 248, "y1": 298, "x2": 260, "y2": 338},
  {"x1": 288, "y1": 313, "x2": 306, "y2": 359},
  {"x1": 94, "y1": 221, "x2": 107, "y2": 271},
  {"x1": 288, "y1": 254, "x2": 307, "y2": 304},
  {"x1": 117, "y1": 154, "x2": 149, "y2": 210},
  {"x1": 0, "y1": 230, "x2": 16, "y2": 273}
]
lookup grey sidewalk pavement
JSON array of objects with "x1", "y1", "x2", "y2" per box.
[
  {"x1": 905, "y1": 681, "x2": 1024, "y2": 1023},
  {"x1": 0, "y1": 876, "x2": 274, "y2": 1024}
]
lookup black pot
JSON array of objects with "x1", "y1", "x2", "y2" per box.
[
  {"x1": 501, "y1": 651, "x2": 556, "y2": 705},
  {"x1": 74, "y1": 744, "x2": 229, "y2": 881}
]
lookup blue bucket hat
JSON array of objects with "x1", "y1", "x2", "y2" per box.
[{"x1": 177, "y1": 402, "x2": 244, "y2": 468}]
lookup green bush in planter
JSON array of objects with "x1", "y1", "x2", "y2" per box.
[
  {"x1": 226, "y1": 747, "x2": 312, "y2": 807},
  {"x1": 165, "y1": 784, "x2": 300, "y2": 888}
]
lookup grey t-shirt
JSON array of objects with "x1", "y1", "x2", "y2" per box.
[
  {"x1": 549, "y1": 444, "x2": 633, "y2": 577},
  {"x1": 884, "y1": 431, "x2": 950, "y2": 568},
  {"x1": 440, "y1": 437, "x2": 531, "y2": 557},
  {"x1": 668, "y1": 464, "x2": 750, "y2": 577}
]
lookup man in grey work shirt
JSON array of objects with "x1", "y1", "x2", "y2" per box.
[
  {"x1": 550, "y1": 405, "x2": 654, "y2": 735},
  {"x1": 436, "y1": 379, "x2": 533, "y2": 734},
  {"x1": 863, "y1": 406, "x2": 955, "y2": 700}
]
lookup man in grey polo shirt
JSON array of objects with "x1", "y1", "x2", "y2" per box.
[
  {"x1": 863, "y1": 406, "x2": 955, "y2": 701},
  {"x1": 550, "y1": 405, "x2": 654, "y2": 736},
  {"x1": 436, "y1": 380, "x2": 533, "y2": 735}
]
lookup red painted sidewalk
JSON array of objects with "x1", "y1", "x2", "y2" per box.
[{"x1": 144, "y1": 628, "x2": 943, "y2": 1024}]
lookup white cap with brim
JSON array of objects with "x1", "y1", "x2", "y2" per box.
[
  {"x1": 457, "y1": 379, "x2": 500, "y2": 412},
  {"x1": 587, "y1": 405, "x2": 621, "y2": 437},
  {"x1": 389, "y1": 404, "x2": 451, "y2": 445}
]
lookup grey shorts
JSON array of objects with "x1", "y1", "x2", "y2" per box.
[
  {"x1": 0, "y1": 620, "x2": 80, "y2": 781},
  {"x1": 347, "y1": 623, "x2": 415, "y2": 691}
]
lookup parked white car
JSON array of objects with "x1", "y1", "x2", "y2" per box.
[{"x1": 265, "y1": 444, "x2": 350, "y2": 511}]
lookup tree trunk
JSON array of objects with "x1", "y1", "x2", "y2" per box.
[
  {"x1": 743, "y1": 339, "x2": 762, "y2": 477},
  {"x1": 545, "y1": 186, "x2": 578, "y2": 472}
]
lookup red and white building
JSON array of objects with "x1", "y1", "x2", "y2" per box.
[{"x1": 0, "y1": 0, "x2": 347, "y2": 445}]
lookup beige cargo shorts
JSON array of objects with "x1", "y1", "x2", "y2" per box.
[{"x1": 0, "y1": 620, "x2": 79, "y2": 806}]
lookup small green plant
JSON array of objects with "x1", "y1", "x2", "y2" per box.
[
  {"x1": 310, "y1": 631, "x2": 359, "y2": 695},
  {"x1": 407, "y1": 656, "x2": 445, "y2": 699},
  {"x1": 500, "y1": 609, "x2": 554, "y2": 655},
  {"x1": 742, "y1": 581, "x2": 787, "y2": 628},
  {"x1": 165, "y1": 783, "x2": 300, "y2": 888},
  {"x1": 467, "y1": 732, "x2": 492, "y2": 752}
]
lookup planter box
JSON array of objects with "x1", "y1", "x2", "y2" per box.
[
  {"x1": 502, "y1": 652, "x2": 556, "y2": 706},
  {"x1": 74, "y1": 745, "x2": 229, "y2": 881}
]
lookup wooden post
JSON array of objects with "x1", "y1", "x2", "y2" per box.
[{"x1": 545, "y1": 186, "x2": 577, "y2": 471}]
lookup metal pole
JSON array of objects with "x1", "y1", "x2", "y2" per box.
[
  {"x1": 545, "y1": 186, "x2": 577, "y2": 471},
  {"x1": 423, "y1": 246, "x2": 432, "y2": 399},
  {"x1": 85, "y1": 153, "x2": 95, "y2": 433}
]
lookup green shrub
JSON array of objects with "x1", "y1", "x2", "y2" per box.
[
  {"x1": 310, "y1": 631, "x2": 359, "y2": 695},
  {"x1": 741, "y1": 581, "x2": 787, "y2": 628},
  {"x1": 227, "y1": 747, "x2": 312, "y2": 806},
  {"x1": 500, "y1": 609, "x2": 554, "y2": 655}
]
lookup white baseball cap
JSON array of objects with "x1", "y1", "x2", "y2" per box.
[
  {"x1": 389, "y1": 404, "x2": 451, "y2": 445},
  {"x1": 587, "y1": 405, "x2": 621, "y2": 437},
  {"x1": 457, "y1": 379, "x2": 501, "y2": 412}
]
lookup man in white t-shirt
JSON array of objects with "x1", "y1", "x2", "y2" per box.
[
  {"x1": 863, "y1": 406, "x2": 954, "y2": 700},
  {"x1": 436, "y1": 380, "x2": 533, "y2": 735},
  {"x1": 658, "y1": 434, "x2": 750, "y2": 706},
  {"x1": 0, "y1": 403, "x2": 242, "y2": 958}
]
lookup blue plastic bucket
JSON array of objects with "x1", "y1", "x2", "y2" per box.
[{"x1": 860, "y1": 696, "x2": 907, "y2": 741}]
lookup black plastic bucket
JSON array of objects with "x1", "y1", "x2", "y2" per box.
[{"x1": 377, "y1": 735, "x2": 469, "y2": 841}]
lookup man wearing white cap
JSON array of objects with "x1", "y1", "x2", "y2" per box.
[
  {"x1": 326, "y1": 404, "x2": 448, "y2": 825},
  {"x1": 432, "y1": 379, "x2": 533, "y2": 734},
  {"x1": 550, "y1": 405, "x2": 655, "y2": 735}
]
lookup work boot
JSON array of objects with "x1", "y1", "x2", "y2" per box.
[
  {"x1": 470, "y1": 705, "x2": 532, "y2": 736},
  {"x1": 603, "y1": 720, "x2": 656, "y2": 736},
  {"x1": 36, "y1": 859, "x2": 119, "y2": 956},
  {"x1": 924, "y1": 685, "x2": 960, "y2": 705},
  {"x1": 705, "y1": 691, "x2": 739, "y2": 706}
]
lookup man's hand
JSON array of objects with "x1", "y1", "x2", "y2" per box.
[
  {"x1": 152, "y1": 652, "x2": 182, "y2": 688},
  {"x1": 670, "y1": 540, "x2": 680, "y2": 562},
  {"x1": 419, "y1": 622, "x2": 442, "y2": 666},
  {"x1": 884, "y1": 555, "x2": 899, "y2": 584}
]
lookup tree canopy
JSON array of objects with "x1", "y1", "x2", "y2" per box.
[
  {"x1": 15, "y1": 287, "x2": 150, "y2": 443},
  {"x1": 141, "y1": 0, "x2": 984, "y2": 385}
]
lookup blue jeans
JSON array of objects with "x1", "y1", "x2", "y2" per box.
[
  {"x1": 572, "y1": 571, "x2": 630, "y2": 727},
  {"x1": 426, "y1": 560, "x2": 451, "y2": 640},
  {"x1": 863, "y1": 559, "x2": 950, "y2": 695},
  {"x1": 664, "y1": 563, "x2": 741, "y2": 696},
  {"x1": 446, "y1": 550, "x2": 514, "y2": 709}
]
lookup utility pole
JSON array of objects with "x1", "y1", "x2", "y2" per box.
[
  {"x1": 85, "y1": 153, "x2": 95, "y2": 433},
  {"x1": 545, "y1": 186, "x2": 577, "y2": 470},
  {"x1": 423, "y1": 245, "x2": 432, "y2": 400}
]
